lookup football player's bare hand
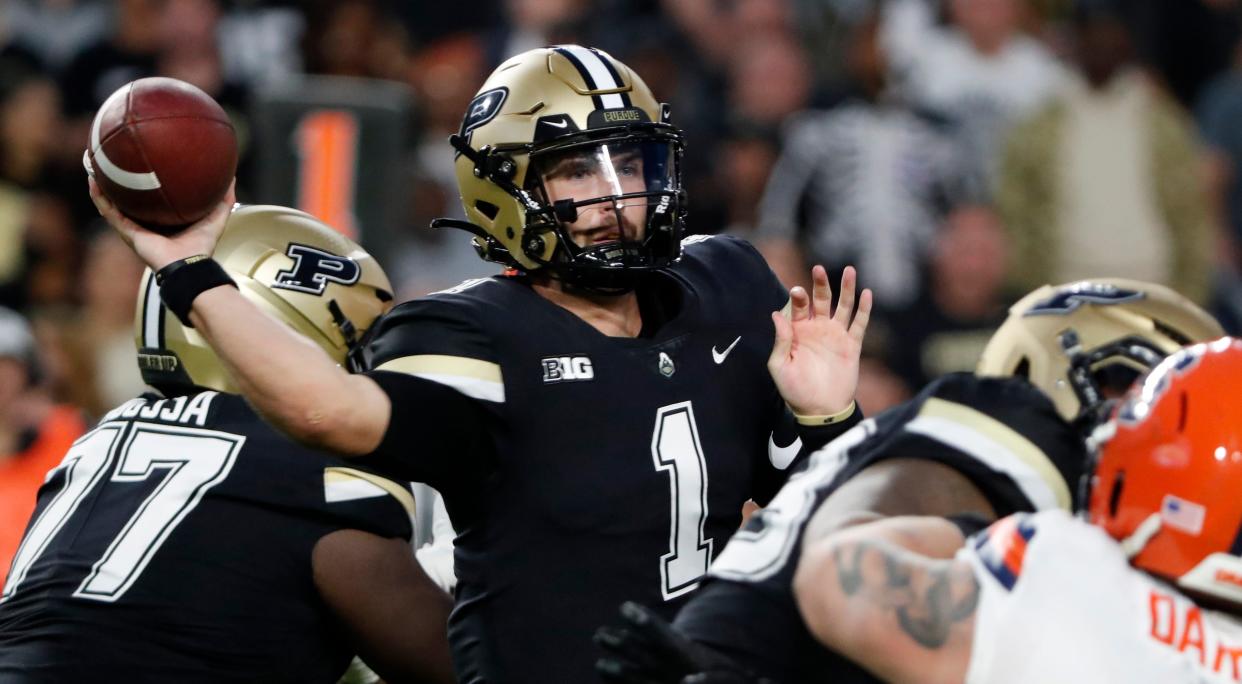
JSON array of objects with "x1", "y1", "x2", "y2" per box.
[
  {"x1": 769, "y1": 265, "x2": 872, "y2": 416},
  {"x1": 88, "y1": 175, "x2": 234, "y2": 271}
]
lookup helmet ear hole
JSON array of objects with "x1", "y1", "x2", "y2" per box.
[
  {"x1": 1178, "y1": 392, "x2": 1189, "y2": 433},
  {"x1": 1014, "y1": 357, "x2": 1031, "y2": 379},
  {"x1": 1109, "y1": 470, "x2": 1126, "y2": 518},
  {"x1": 475, "y1": 200, "x2": 500, "y2": 221}
]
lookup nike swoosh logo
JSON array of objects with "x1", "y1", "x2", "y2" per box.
[
  {"x1": 767, "y1": 434, "x2": 803, "y2": 470},
  {"x1": 712, "y1": 336, "x2": 742, "y2": 364},
  {"x1": 544, "y1": 119, "x2": 569, "y2": 128}
]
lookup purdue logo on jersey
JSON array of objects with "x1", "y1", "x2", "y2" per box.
[
  {"x1": 273, "y1": 244, "x2": 361, "y2": 296},
  {"x1": 542, "y1": 356, "x2": 594, "y2": 383}
]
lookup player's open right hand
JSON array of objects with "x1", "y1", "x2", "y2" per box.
[
  {"x1": 88, "y1": 175, "x2": 234, "y2": 271},
  {"x1": 768, "y1": 264, "x2": 872, "y2": 417}
]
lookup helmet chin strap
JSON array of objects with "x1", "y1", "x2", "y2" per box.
[
  {"x1": 549, "y1": 264, "x2": 639, "y2": 296},
  {"x1": 541, "y1": 198, "x2": 648, "y2": 295},
  {"x1": 328, "y1": 299, "x2": 368, "y2": 372}
]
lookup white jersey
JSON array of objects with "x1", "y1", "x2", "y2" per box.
[{"x1": 960, "y1": 510, "x2": 1242, "y2": 683}]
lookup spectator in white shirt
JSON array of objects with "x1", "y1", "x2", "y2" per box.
[{"x1": 881, "y1": 0, "x2": 1067, "y2": 195}]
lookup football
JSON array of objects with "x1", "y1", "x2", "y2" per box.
[{"x1": 86, "y1": 77, "x2": 237, "y2": 234}]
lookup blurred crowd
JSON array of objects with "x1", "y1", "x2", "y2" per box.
[{"x1": 2, "y1": 0, "x2": 1242, "y2": 449}]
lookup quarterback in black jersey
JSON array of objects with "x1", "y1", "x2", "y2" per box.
[
  {"x1": 91, "y1": 46, "x2": 873, "y2": 683},
  {"x1": 596, "y1": 279, "x2": 1224, "y2": 684},
  {"x1": 0, "y1": 207, "x2": 454, "y2": 683}
]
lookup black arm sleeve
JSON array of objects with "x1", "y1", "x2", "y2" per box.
[
  {"x1": 749, "y1": 404, "x2": 865, "y2": 506},
  {"x1": 794, "y1": 405, "x2": 864, "y2": 456},
  {"x1": 357, "y1": 371, "x2": 495, "y2": 490}
]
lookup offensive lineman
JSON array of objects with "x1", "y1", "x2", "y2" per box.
[
  {"x1": 0, "y1": 207, "x2": 454, "y2": 683},
  {"x1": 596, "y1": 279, "x2": 1224, "y2": 683},
  {"x1": 795, "y1": 338, "x2": 1242, "y2": 684},
  {"x1": 90, "y1": 46, "x2": 871, "y2": 682}
]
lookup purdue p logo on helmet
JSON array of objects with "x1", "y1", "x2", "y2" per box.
[
  {"x1": 135, "y1": 205, "x2": 394, "y2": 394},
  {"x1": 977, "y1": 278, "x2": 1223, "y2": 423},
  {"x1": 437, "y1": 45, "x2": 686, "y2": 292},
  {"x1": 273, "y1": 244, "x2": 362, "y2": 295}
]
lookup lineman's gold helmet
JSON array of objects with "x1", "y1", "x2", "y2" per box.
[
  {"x1": 977, "y1": 279, "x2": 1223, "y2": 423},
  {"x1": 437, "y1": 45, "x2": 685, "y2": 292},
  {"x1": 134, "y1": 205, "x2": 393, "y2": 394}
]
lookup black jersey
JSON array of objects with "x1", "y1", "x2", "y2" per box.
[
  {"x1": 675, "y1": 373, "x2": 1087, "y2": 683},
  {"x1": 0, "y1": 391, "x2": 416, "y2": 683},
  {"x1": 360, "y1": 234, "x2": 859, "y2": 683}
]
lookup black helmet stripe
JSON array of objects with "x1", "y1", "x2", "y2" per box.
[
  {"x1": 553, "y1": 47, "x2": 604, "y2": 109},
  {"x1": 553, "y1": 45, "x2": 627, "y2": 110},
  {"x1": 589, "y1": 48, "x2": 632, "y2": 108}
]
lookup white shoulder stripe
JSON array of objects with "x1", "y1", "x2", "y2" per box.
[
  {"x1": 324, "y1": 467, "x2": 417, "y2": 523},
  {"x1": 325, "y1": 477, "x2": 389, "y2": 503},
  {"x1": 373, "y1": 354, "x2": 505, "y2": 403},
  {"x1": 408, "y1": 373, "x2": 504, "y2": 403},
  {"x1": 905, "y1": 398, "x2": 1071, "y2": 511}
]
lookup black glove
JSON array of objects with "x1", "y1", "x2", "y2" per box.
[{"x1": 595, "y1": 601, "x2": 774, "y2": 684}]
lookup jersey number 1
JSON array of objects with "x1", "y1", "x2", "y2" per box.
[
  {"x1": 652, "y1": 402, "x2": 713, "y2": 600},
  {"x1": 2, "y1": 422, "x2": 243, "y2": 603}
]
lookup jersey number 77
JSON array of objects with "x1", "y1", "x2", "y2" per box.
[{"x1": 2, "y1": 421, "x2": 244, "y2": 603}]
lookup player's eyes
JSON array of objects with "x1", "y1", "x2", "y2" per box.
[
  {"x1": 613, "y1": 155, "x2": 641, "y2": 177},
  {"x1": 550, "y1": 162, "x2": 593, "y2": 181}
]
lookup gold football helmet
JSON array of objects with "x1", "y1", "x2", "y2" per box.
[
  {"x1": 977, "y1": 279, "x2": 1223, "y2": 423},
  {"x1": 434, "y1": 45, "x2": 685, "y2": 292},
  {"x1": 134, "y1": 204, "x2": 394, "y2": 394}
]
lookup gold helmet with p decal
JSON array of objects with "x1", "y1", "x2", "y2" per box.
[
  {"x1": 135, "y1": 205, "x2": 393, "y2": 395},
  {"x1": 435, "y1": 45, "x2": 685, "y2": 293}
]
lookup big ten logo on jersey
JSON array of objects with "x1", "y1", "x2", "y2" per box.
[
  {"x1": 101, "y1": 392, "x2": 218, "y2": 427},
  {"x1": 542, "y1": 356, "x2": 594, "y2": 383},
  {"x1": 1148, "y1": 588, "x2": 1242, "y2": 679}
]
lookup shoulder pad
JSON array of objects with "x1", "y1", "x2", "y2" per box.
[
  {"x1": 674, "y1": 234, "x2": 786, "y2": 310},
  {"x1": 902, "y1": 374, "x2": 1083, "y2": 512},
  {"x1": 426, "y1": 276, "x2": 499, "y2": 299},
  {"x1": 363, "y1": 294, "x2": 504, "y2": 403},
  {"x1": 677, "y1": 233, "x2": 755, "y2": 265},
  {"x1": 322, "y1": 466, "x2": 416, "y2": 540}
]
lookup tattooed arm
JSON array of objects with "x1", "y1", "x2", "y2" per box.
[{"x1": 793, "y1": 516, "x2": 978, "y2": 684}]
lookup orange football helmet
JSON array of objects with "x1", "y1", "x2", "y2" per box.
[{"x1": 1088, "y1": 337, "x2": 1242, "y2": 606}]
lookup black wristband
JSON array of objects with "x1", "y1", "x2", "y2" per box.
[{"x1": 156, "y1": 256, "x2": 236, "y2": 327}]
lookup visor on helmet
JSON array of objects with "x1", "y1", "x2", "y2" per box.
[{"x1": 527, "y1": 137, "x2": 681, "y2": 290}]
